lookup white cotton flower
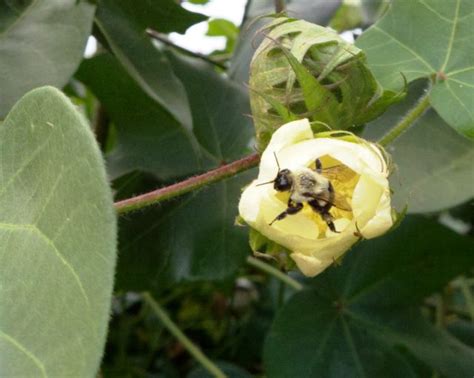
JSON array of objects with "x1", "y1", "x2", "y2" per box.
[{"x1": 239, "y1": 119, "x2": 393, "y2": 277}]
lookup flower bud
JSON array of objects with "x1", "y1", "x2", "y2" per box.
[
  {"x1": 238, "y1": 119, "x2": 394, "y2": 277},
  {"x1": 249, "y1": 17, "x2": 404, "y2": 150}
]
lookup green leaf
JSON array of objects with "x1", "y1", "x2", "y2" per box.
[
  {"x1": 77, "y1": 51, "x2": 253, "y2": 179},
  {"x1": 115, "y1": 170, "x2": 255, "y2": 293},
  {"x1": 187, "y1": 0, "x2": 210, "y2": 4},
  {"x1": 76, "y1": 53, "x2": 202, "y2": 180},
  {"x1": 207, "y1": 19, "x2": 239, "y2": 39},
  {"x1": 364, "y1": 80, "x2": 474, "y2": 213},
  {"x1": 0, "y1": 87, "x2": 116, "y2": 376},
  {"x1": 360, "y1": 0, "x2": 390, "y2": 25},
  {"x1": 95, "y1": 0, "x2": 192, "y2": 131},
  {"x1": 207, "y1": 19, "x2": 239, "y2": 53},
  {"x1": 264, "y1": 216, "x2": 474, "y2": 377},
  {"x1": 0, "y1": 0, "x2": 95, "y2": 117},
  {"x1": 356, "y1": 0, "x2": 474, "y2": 138},
  {"x1": 97, "y1": 0, "x2": 206, "y2": 34},
  {"x1": 94, "y1": 0, "x2": 206, "y2": 130},
  {"x1": 166, "y1": 51, "x2": 254, "y2": 164}
]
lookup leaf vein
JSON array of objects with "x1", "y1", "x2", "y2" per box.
[
  {"x1": 0, "y1": 329, "x2": 47, "y2": 377},
  {"x1": 444, "y1": 80, "x2": 474, "y2": 117},
  {"x1": 440, "y1": 0, "x2": 461, "y2": 71},
  {"x1": 372, "y1": 26, "x2": 435, "y2": 72},
  {"x1": 419, "y1": 0, "x2": 454, "y2": 23},
  {"x1": 341, "y1": 317, "x2": 367, "y2": 378},
  {"x1": 0, "y1": 222, "x2": 91, "y2": 308},
  {"x1": 0, "y1": 131, "x2": 54, "y2": 200}
]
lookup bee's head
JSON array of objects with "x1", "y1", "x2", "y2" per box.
[{"x1": 274, "y1": 169, "x2": 292, "y2": 191}]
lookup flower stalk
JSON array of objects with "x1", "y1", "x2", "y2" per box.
[
  {"x1": 142, "y1": 292, "x2": 226, "y2": 378},
  {"x1": 115, "y1": 153, "x2": 260, "y2": 214},
  {"x1": 378, "y1": 91, "x2": 431, "y2": 146},
  {"x1": 247, "y1": 256, "x2": 303, "y2": 291}
]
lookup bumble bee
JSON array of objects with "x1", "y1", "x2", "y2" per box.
[{"x1": 257, "y1": 153, "x2": 353, "y2": 233}]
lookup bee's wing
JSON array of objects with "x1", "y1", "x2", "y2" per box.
[
  {"x1": 309, "y1": 192, "x2": 352, "y2": 212},
  {"x1": 331, "y1": 192, "x2": 352, "y2": 212},
  {"x1": 320, "y1": 165, "x2": 357, "y2": 182}
]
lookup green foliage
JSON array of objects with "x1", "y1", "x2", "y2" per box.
[
  {"x1": 207, "y1": 19, "x2": 239, "y2": 54},
  {"x1": 1, "y1": 0, "x2": 473, "y2": 376},
  {"x1": 94, "y1": 0, "x2": 206, "y2": 130},
  {"x1": 357, "y1": 0, "x2": 474, "y2": 138},
  {"x1": 114, "y1": 170, "x2": 255, "y2": 293},
  {"x1": 0, "y1": 87, "x2": 116, "y2": 376},
  {"x1": 264, "y1": 217, "x2": 474, "y2": 377},
  {"x1": 77, "y1": 53, "x2": 202, "y2": 180},
  {"x1": 364, "y1": 80, "x2": 474, "y2": 213},
  {"x1": 77, "y1": 50, "x2": 253, "y2": 179},
  {"x1": 0, "y1": 0, "x2": 95, "y2": 117}
]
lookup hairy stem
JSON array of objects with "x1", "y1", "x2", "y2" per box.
[
  {"x1": 247, "y1": 256, "x2": 303, "y2": 291},
  {"x1": 115, "y1": 153, "x2": 260, "y2": 214},
  {"x1": 378, "y1": 91, "x2": 431, "y2": 146},
  {"x1": 274, "y1": 0, "x2": 286, "y2": 13},
  {"x1": 146, "y1": 28, "x2": 227, "y2": 69},
  {"x1": 142, "y1": 293, "x2": 226, "y2": 378}
]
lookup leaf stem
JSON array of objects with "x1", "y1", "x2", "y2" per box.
[
  {"x1": 146, "y1": 28, "x2": 227, "y2": 70},
  {"x1": 115, "y1": 153, "x2": 260, "y2": 214},
  {"x1": 274, "y1": 0, "x2": 286, "y2": 13},
  {"x1": 142, "y1": 292, "x2": 226, "y2": 378},
  {"x1": 378, "y1": 91, "x2": 431, "y2": 146},
  {"x1": 246, "y1": 256, "x2": 303, "y2": 291}
]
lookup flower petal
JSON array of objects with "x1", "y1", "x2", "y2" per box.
[
  {"x1": 238, "y1": 180, "x2": 265, "y2": 223},
  {"x1": 258, "y1": 119, "x2": 313, "y2": 181},
  {"x1": 360, "y1": 189, "x2": 393, "y2": 239},
  {"x1": 290, "y1": 252, "x2": 325, "y2": 277}
]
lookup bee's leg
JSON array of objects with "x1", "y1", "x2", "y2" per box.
[
  {"x1": 315, "y1": 158, "x2": 322, "y2": 173},
  {"x1": 269, "y1": 201, "x2": 303, "y2": 226},
  {"x1": 322, "y1": 213, "x2": 340, "y2": 233},
  {"x1": 308, "y1": 199, "x2": 340, "y2": 233}
]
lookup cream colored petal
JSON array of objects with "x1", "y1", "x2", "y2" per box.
[
  {"x1": 254, "y1": 197, "x2": 322, "y2": 252},
  {"x1": 360, "y1": 189, "x2": 393, "y2": 239},
  {"x1": 307, "y1": 224, "x2": 359, "y2": 261},
  {"x1": 290, "y1": 253, "x2": 327, "y2": 277},
  {"x1": 258, "y1": 194, "x2": 320, "y2": 239},
  {"x1": 258, "y1": 119, "x2": 313, "y2": 181},
  {"x1": 325, "y1": 218, "x2": 352, "y2": 238},
  {"x1": 352, "y1": 175, "x2": 384, "y2": 230},
  {"x1": 238, "y1": 180, "x2": 267, "y2": 224}
]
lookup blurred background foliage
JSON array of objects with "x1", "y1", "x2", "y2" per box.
[{"x1": 1, "y1": 0, "x2": 473, "y2": 376}]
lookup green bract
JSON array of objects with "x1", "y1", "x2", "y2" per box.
[{"x1": 249, "y1": 17, "x2": 404, "y2": 150}]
